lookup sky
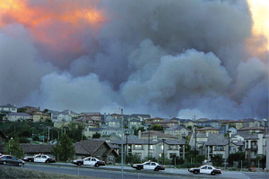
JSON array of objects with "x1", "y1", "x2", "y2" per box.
[{"x1": 0, "y1": 0, "x2": 268, "y2": 119}]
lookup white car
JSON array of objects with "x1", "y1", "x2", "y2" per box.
[
  {"x1": 72, "y1": 157, "x2": 105, "y2": 167},
  {"x1": 33, "y1": 154, "x2": 56, "y2": 163},
  {"x1": 131, "y1": 161, "x2": 165, "y2": 171},
  {"x1": 188, "y1": 165, "x2": 222, "y2": 175}
]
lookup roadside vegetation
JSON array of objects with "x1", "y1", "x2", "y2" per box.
[{"x1": 0, "y1": 166, "x2": 101, "y2": 179}]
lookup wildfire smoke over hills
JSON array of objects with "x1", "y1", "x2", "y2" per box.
[{"x1": 0, "y1": 0, "x2": 268, "y2": 119}]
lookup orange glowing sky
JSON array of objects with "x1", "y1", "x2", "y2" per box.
[
  {"x1": 0, "y1": 0, "x2": 105, "y2": 61},
  {"x1": 247, "y1": 0, "x2": 269, "y2": 57}
]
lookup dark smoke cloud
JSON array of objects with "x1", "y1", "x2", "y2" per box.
[
  {"x1": 0, "y1": 24, "x2": 53, "y2": 105},
  {"x1": 0, "y1": 0, "x2": 268, "y2": 118}
]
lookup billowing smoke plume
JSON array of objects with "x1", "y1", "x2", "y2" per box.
[{"x1": 0, "y1": 0, "x2": 268, "y2": 119}]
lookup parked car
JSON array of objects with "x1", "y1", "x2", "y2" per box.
[
  {"x1": 33, "y1": 154, "x2": 56, "y2": 163},
  {"x1": 23, "y1": 155, "x2": 34, "y2": 162},
  {"x1": 188, "y1": 165, "x2": 222, "y2": 175},
  {"x1": 131, "y1": 161, "x2": 165, "y2": 171},
  {"x1": 0, "y1": 155, "x2": 25, "y2": 166},
  {"x1": 72, "y1": 157, "x2": 105, "y2": 167}
]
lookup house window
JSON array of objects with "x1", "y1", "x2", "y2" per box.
[
  {"x1": 214, "y1": 146, "x2": 224, "y2": 151},
  {"x1": 168, "y1": 145, "x2": 178, "y2": 150},
  {"x1": 134, "y1": 145, "x2": 143, "y2": 150}
]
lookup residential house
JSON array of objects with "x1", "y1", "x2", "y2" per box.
[
  {"x1": 20, "y1": 144, "x2": 54, "y2": 155},
  {"x1": 128, "y1": 118, "x2": 143, "y2": 129},
  {"x1": 141, "y1": 130, "x2": 177, "y2": 140},
  {"x1": 110, "y1": 113, "x2": 125, "y2": 120},
  {"x1": 18, "y1": 106, "x2": 41, "y2": 114},
  {"x1": 179, "y1": 119, "x2": 196, "y2": 129},
  {"x1": 111, "y1": 138, "x2": 186, "y2": 161},
  {"x1": 0, "y1": 140, "x2": 118, "y2": 163},
  {"x1": 242, "y1": 133, "x2": 266, "y2": 161},
  {"x1": 238, "y1": 127, "x2": 265, "y2": 135},
  {"x1": 76, "y1": 115, "x2": 102, "y2": 128},
  {"x1": 189, "y1": 132, "x2": 208, "y2": 155},
  {"x1": 83, "y1": 127, "x2": 103, "y2": 138},
  {"x1": 150, "y1": 120, "x2": 178, "y2": 129},
  {"x1": 106, "y1": 118, "x2": 121, "y2": 128},
  {"x1": 196, "y1": 127, "x2": 219, "y2": 136},
  {"x1": 75, "y1": 140, "x2": 118, "y2": 163},
  {"x1": 205, "y1": 134, "x2": 228, "y2": 160},
  {"x1": 196, "y1": 119, "x2": 221, "y2": 129},
  {"x1": 79, "y1": 112, "x2": 103, "y2": 126},
  {"x1": 221, "y1": 120, "x2": 244, "y2": 130},
  {"x1": 5, "y1": 112, "x2": 32, "y2": 121},
  {"x1": 129, "y1": 114, "x2": 151, "y2": 122},
  {"x1": 32, "y1": 112, "x2": 51, "y2": 122},
  {"x1": 243, "y1": 118, "x2": 263, "y2": 128},
  {"x1": 83, "y1": 127, "x2": 122, "y2": 138},
  {"x1": 164, "y1": 125, "x2": 190, "y2": 138},
  {"x1": 81, "y1": 112, "x2": 103, "y2": 120},
  {"x1": 0, "y1": 104, "x2": 17, "y2": 113},
  {"x1": 51, "y1": 110, "x2": 73, "y2": 128},
  {"x1": 145, "y1": 118, "x2": 165, "y2": 125}
]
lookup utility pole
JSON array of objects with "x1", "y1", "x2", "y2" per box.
[
  {"x1": 193, "y1": 115, "x2": 197, "y2": 162},
  {"x1": 148, "y1": 124, "x2": 151, "y2": 159},
  {"x1": 47, "y1": 127, "x2": 50, "y2": 143},
  {"x1": 162, "y1": 139, "x2": 166, "y2": 165},
  {"x1": 120, "y1": 108, "x2": 124, "y2": 179},
  {"x1": 265, "y1": 119, "x2": 269, "y2": 172},
  {"x1": 226, "y1": 130, "x2": 231, "y2": 168},
  {"x1": 125, "y1": 132, "x2": 129, "y2": 164},
  {"x1": 194, "y1": 126, "x2": 197, "y2": 162}
]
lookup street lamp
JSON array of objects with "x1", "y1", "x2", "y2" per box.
[{"x1": 162, "y1": 139, "x2": 166, "y2": 165}]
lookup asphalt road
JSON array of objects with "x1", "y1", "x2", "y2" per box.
[
  {"x1": 23, "y1": 164, "x2": 205, "y2": 179},
  {"x1": 244, "y1": 172, "x2": 269, "y2": 179},
  {"x1": 22, "y1": 163, "x2": 269, "y2": 179}
]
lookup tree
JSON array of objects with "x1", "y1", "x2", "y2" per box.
[
  {"x1": 227, "y1": 152, "x2": 245, "y2": 167},
  {"x1": 133, "y1": 127, "x2": 145, "y2": 136},
  {"x1": 5, "y1": 138, "x2": 24, "y2": 158},
  {"x1": 66, "y1": 122, "x2": 85, "y2": 142},
  {"x1": 126, "y1": 154, "x2": 141, "y2": 164},
  {"x1": 211, "y1": 154, "x2": 224, "y2": 167},
  {"x1": 92, "y1": 132, "x2": 101, "y2": 139},
  {"x1": 150, "y1": 124, "x2": 163, "y2": 131},
  {"x1": 52, "y1": 134, "x2": 75, "y2": 161}
]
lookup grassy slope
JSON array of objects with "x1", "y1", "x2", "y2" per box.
[{"x1": 0, "y1": 166, "x2": 102, "y2": 179}]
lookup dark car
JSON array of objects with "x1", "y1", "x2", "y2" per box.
[
  {"x1": 72, "y1": 157, "x2": 105, "y2": 167},
  {"x1": 131, "y1": 161, "x2": 165, "y2": 171},
  {"x1": 0, "y1": 155, "x2": 25, "y2": 166},
  {"x1": 188, "y1": 165, "x2": 222, "y2": 175}
]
